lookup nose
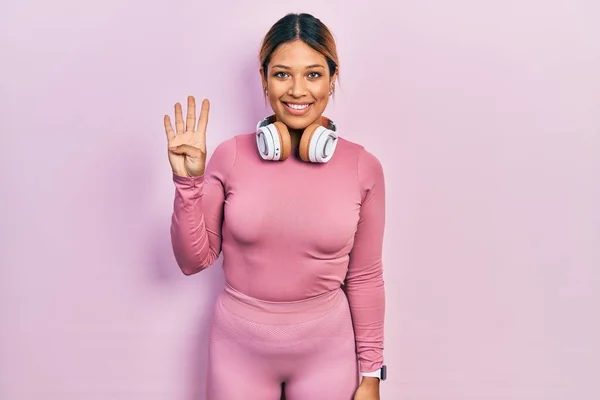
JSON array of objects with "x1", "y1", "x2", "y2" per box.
[{"x1": 288, "y1": 77, "x2": 307, "y2": 98}]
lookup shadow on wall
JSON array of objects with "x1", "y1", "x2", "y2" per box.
[
  {"x1": 147, "y1": 53, "x2": 269, "y2": 400},
  {"x1": 145, "y1": 207, "x2": 225, "y2": 399},
  {"x1": 186, "y1": 264, "x2": 225, "y2": 400}
]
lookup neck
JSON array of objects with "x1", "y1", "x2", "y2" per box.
[{"x1": 288, "y1": 128, "x2": 303, "y2": 149}]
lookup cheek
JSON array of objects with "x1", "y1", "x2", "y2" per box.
[
  {"x1": 266, "y1": 82, "x2": 286, "y2": 102},
  {"x1": 312, "y1": 84, "x2": 331, "y2": 100},
  {"x1": 268, "y1": 94, "x2": 282, "y2": 108}
]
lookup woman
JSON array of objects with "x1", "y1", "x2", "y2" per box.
[{"x1": 164, "y1": 13, "x2": 386, "y2": 400}]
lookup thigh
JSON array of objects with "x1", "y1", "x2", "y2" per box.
[
  {"x1": 284, "y1": 336, "x2": 358, "y2": 400},
  {"x1": 284, "y1": 305, "x2": 359, "y2": 400},
  {"x1": 207, "y1": 338, "x2": 282, "y2": 400},
  {"x1": 207, "y1": 302, "x2": 282, "y2": 400}
]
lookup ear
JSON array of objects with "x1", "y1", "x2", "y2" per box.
[{"x1": 330, "y1": 66, "x2": 339, "y2": 84}]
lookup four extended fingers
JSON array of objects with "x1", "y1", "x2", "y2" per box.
[{"x1": 164, "y1": 96, "x2": 209, "y2": 144}]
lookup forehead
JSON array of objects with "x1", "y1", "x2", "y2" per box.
[{"x1": 269, "y1": 40, "x2": 327, "y2": 67}]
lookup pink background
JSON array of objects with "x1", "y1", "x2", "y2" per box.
[{"x1": 1, "y1": 1, "x2": 599, "y2": 399}]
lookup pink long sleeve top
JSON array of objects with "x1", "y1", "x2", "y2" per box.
[{"x1": 170, "y1": 132, "x2": 386, "y2": 373}]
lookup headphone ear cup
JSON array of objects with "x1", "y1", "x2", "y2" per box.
[
  {"x1": 256, "y1": 125, "x2": 277, "y2": 160},
  {"x1": 299, "y1": 123, "x2": 319, "y2": 162},
  {"x1": 300, "y1": 124, "x2": 338, "y2": 163},
  {"x1": 272, "y1": 121, "x2": 291, "y2": 161}
]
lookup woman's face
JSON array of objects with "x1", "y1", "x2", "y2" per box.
[{"x1": 261, "y1": 40, "x2": 337, "y2": 131}]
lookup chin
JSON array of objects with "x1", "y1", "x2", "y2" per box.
[{"x1": 280, "y1": 116, "x2": 312, "y2": 130}]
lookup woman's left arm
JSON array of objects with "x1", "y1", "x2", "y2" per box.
[{"x1": 344, "y1": 147, "x2": 386, "y2": 398}]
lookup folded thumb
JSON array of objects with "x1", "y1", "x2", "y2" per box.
[{"x1": 169, "y1": 145, "x2": 198, "y2": 157}]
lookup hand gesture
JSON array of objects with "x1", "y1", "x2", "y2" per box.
[{"x1": 164, "y1": 96, "x2": 210, "y2": 177}]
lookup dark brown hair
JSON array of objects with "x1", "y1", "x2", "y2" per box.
[{"x1": 259, "y1": 13, "x2": 339, "y2": 83}]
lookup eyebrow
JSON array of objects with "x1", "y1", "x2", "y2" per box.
[{"x1": 271, "y1": 64, "x2": 325, "y2": 70}]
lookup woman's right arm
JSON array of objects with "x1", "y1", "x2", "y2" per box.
[
  {"x1": 163, "y1": 96, "x2": 236, "y2": 275},
  {"x1": 170, "y1": 137, "x2": 237, "y2": 275}
]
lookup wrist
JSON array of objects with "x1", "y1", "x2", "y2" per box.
[{"x1": 360, "y1": 376, "x2": 380, "y2": 386}]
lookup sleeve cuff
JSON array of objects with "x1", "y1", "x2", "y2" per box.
[{"x1": 172, "y1": 172, "x2": 204, "y2": 187}]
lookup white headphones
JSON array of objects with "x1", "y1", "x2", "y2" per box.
[{"x1": 255, "y1": 115, "x2": 338, "y2": 163}]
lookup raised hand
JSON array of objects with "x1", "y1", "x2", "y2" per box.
[{"x1": 164, "y1": 96, "x2": 210, "y2": 177}]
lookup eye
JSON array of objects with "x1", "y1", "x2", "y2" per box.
[
  {"x1": 307, "y1": 72, "x2": 322, "y2": 79},
  {"x1": 274, "y1": 71, "x2": 289, "y2": 78}
]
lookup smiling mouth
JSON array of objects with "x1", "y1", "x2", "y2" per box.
[
  {"x1": 284, "y1": 102, "x2": 312, "y2": 109},
  {"x1": 283, "y1": 102, "x2": 313, "y2": 115}
]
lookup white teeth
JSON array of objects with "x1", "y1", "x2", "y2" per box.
[{"x1": 287, "y1": 103, "x2": 310, "y2": 110}]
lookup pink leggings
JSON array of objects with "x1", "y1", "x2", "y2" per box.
[{"x1": 206, "y1": 284, "x2": 359, "y2": 399}]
